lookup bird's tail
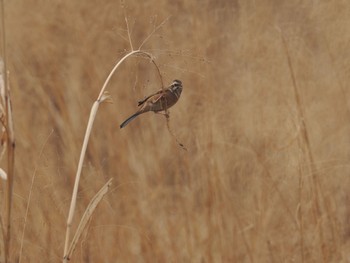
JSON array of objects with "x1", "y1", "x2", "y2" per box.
[{"x1": 120, "y1": 112, "x2": 142, "y2": 128}]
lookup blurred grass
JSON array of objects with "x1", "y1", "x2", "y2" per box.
[{"x1": 1, "y1": 0, "x2": 350, "y2": 262}]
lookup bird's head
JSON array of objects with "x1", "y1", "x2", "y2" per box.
[{"x1": 170, "y1": 79, "x2": 183, "y2": 97}]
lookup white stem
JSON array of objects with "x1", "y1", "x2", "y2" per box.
[{"x1": 63, "y1": 50, "x2": 163, "y2": 262}]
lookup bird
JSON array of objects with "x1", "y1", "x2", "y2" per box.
[{"x1": 120, "y1": 79, "x2": 183, "y2": 128}]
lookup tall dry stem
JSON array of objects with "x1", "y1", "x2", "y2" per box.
[
  {"x1": 65, "y1": 178, "x2": 113, "y2": 260},
  {"x1": 62, "y1": 50, "x2": 164, "y2": 262},
  {"x1": 0, "y1": 1, "x2": 15, "y2": 262},
  {"x1": 62, "y1": 12, "x2": 184, "y2": 260}
]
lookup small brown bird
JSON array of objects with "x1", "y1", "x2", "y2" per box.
[{"x1": 120, "y1": 79, "x2": 183, "y2": 128}]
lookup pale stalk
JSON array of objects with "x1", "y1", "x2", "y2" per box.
[{"x1": 63, "y1": 50, "x2": 163, "y2": 261}]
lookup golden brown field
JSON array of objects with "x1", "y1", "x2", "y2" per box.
[{"x1": 1, "y1": 0, "x2": 350, "y2": 262}]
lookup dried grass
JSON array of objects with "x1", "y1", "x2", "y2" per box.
[{"x1": 0, "y1": 1, "x2": 350, "y2": 262}]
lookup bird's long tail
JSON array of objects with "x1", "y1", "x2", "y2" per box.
[{"x1": 120, "y1": 112, "x2": 142, "y2": 128}]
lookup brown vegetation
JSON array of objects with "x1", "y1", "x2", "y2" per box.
[{"x1": 1, "y1": 0, "x2": 350, "y2": 262}]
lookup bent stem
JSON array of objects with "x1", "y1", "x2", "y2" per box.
[
  {"x1": 66, "y1": 178, "x2": 113, "y2": 260},
  {"x1": 63, "y1": 50, "x2": 163, "y2": 262},
  {"x1": 98, "y1": 50, "x2": 164, "y2": 100},
  {"x1": 165, "y1": 115, "x2": 187, "y2": 151}
]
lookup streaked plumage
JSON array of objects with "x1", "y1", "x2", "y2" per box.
[{"x1": 120, "y1": 80, "x2": 183, "y2": 128}]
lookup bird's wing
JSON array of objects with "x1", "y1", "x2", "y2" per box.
[{"x1": 137, "y1": 89, "x2": 164, "y2": 106}]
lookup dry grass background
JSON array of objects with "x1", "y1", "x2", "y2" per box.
[{"x1": 1, "y1": 0, "x2": 350, "y2": 262}]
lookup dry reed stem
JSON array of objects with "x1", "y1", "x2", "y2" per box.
[
  {"x1": 165, "y1": 115, "x2": 187, "y2": 150},
  {"x1": 0, "y1": 168, "x2": 7, "y2": 180},
  {"x1": 297, "y1": 153, "x2": 305, "y2": 263},
  {"x1": 66, "y1": 178, "x2": 113, "y2": 260},
  {"x1": 63, "y1": 100, "x2": 100, "y2": 262},
  {"x1": 63, "y1": 50, "x2": 164, "y2": 262},
  {"x1": 63, "y1": 11, "x2": 183, "y2": 260},
  {"x1": 124, "y1": 15, "x2": 134, "y2": 51},
  {"x1": 4, "y1": 67, "x2": 15, "y2": 263},
  {"x1": 0, "y1": 61, "x2": 5, "y2": 261},
  {"x1": 0, "y1": 1, "x2": 15, "y2": 262}
]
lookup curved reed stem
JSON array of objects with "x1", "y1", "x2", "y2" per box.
[{"x1": 63, "y1": 50, "x2": 164, "y2": 262}]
